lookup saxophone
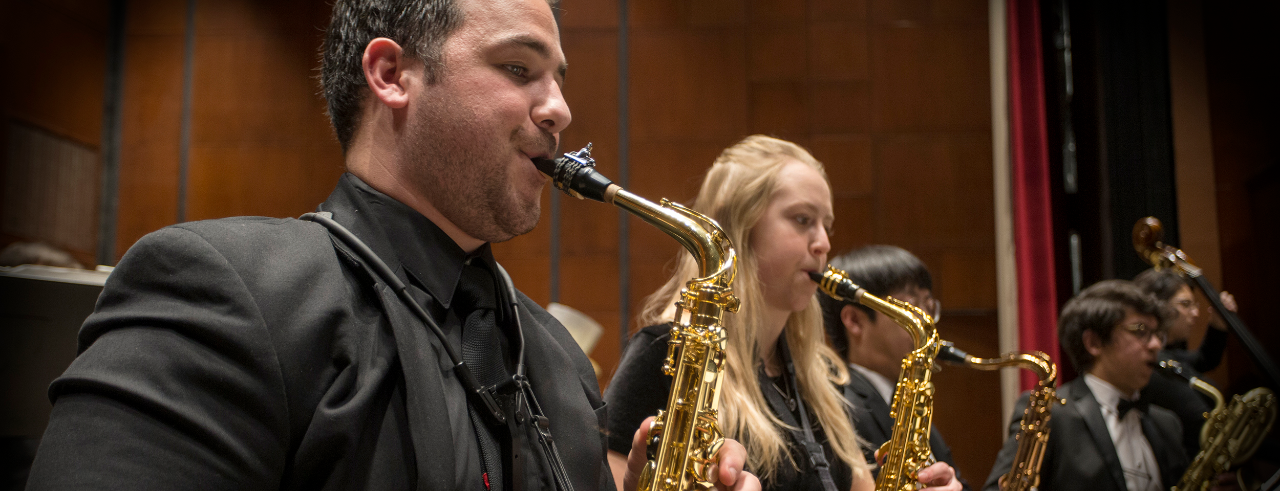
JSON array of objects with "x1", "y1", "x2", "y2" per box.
[
  {"x1": 537, "y1": 145, "x2": 740, "y2": 491},
  {"x1": 811, "y1": 266, "x2": 940, "y2": 491},
  {"x1": 1156, "y1": 360, "x2": 1277, "y2": 491},
  {"x1": 937, "y1": 342, "x2": 1061, "y2": 491}
]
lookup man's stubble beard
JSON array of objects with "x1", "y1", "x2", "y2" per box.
[{"x1": 405, "y1": 109, "x2": 545, "y2": 244}]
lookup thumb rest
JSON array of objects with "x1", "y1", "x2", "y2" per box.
[
  {"x1": 1157, "y1": 360, "x2": 1277, "y2": 491},
  {"x1": 937, "y1": 342, "x2": 1062, "y2": 491},
  {"x1": 812, "y1": 266, "x2": 940, "y2": 491},
  {"x1": 537, "y1": 145, "x2": 740, "y2": 491}
]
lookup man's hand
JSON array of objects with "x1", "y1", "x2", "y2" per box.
[
  {"x1": 1209, "y1": 291, "x2": 1238, "y2": 331},
  {"x1": 915, "y1": 461, "x2": 962, "y2": 491},
  {"x1": 622, "y1": 416, "x2": 761, "y2": 491}
]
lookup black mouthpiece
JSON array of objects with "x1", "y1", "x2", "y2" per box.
[
  {"x1": 532, "y1": 157, "x2": 558, "y2": 177},
  {"x1": 937, "y1": 341, "x2": 968, "y2": 365},
  {"x1": 811, "y1": 267, "x2": 864, "y2": 301},
  {"x1": 539, "y1": 144, "x2": 615, "y2": 202}
]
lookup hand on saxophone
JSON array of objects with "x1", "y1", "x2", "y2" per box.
[
  {"x1": 622, "y1": 416, "x2": 762, "y2": 491},
  {"x1": 914, "y1": 461, "x2": 962, "y2": 491}
]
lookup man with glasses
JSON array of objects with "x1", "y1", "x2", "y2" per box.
[
  {"x1": 983, "y1": 280, "x2": 1188, "y2": 491},
  {"x1": 1134, "y1": 268, "x2": 1238, "y2": 458},
  {"x1": 819, "y1": 245, "x2": 970, "y2": 490}
]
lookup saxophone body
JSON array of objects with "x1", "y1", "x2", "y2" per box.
[
  {"x1": 538, "y1": 145, "x2": 740, "y2": 491},
  {"x1": 1157, "y1": 361, "x2": 1278, "y2": 491},
  {"x1": 812, "y1": 266, "x2": 940, "y2": 491},
  {"x1": 937, "y1": 343, "x2": 1061, "y2": 491}
]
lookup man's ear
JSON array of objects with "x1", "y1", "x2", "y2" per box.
[
  {"x1": 362, "y1": 37, "x2": 413, "y2": 109},
  {"x1": 841, "y1": 304, "x2": 868, "y2": 340},
  {"x1": 1082, "y1": 329, "x2": 1104, "y2": 357}
]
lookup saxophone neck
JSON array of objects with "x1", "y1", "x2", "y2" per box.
[
  {"x1": 813, "y1": 266, "x2": 934, "y2": 350},
  {"x1": 540, "y1": 145, "x2": 737, "y2": 285},
  {"x1": 939, "y1": 342, "x2": 1057, "y2": 385},
  {"x1": 1157, "y1": 360, "x2": 1225, "y2": 411}
]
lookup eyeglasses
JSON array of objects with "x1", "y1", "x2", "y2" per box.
[
  {"x1": 891, "y1": 294, "x2": 942, "y2": 323},
  {"x1": 1118, "y1": 322, "x2": 1168, "y2": 344}
]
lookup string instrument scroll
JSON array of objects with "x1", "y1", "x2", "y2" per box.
[{"x1": 1132, "y1": 217, "x2": 1280, "y2": 388}]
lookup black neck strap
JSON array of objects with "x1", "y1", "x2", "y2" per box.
[{"x1": 763, "y1": 338, "x2": 838, "y2": 491}]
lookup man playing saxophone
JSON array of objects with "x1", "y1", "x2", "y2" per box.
[
  {"x1": 984, "y1": 280, "x2": 1189, "y2": 491},
  {"x1": 817, "y1": 245, "x2": 972, "y2": 491}
]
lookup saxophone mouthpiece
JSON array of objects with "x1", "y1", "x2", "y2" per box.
[
  {"x1": 1154, "y1": 359, "x2": 1192, "y2": 381},
  {"x1": 810, "y1": 267, "x2": 865, "y2": 302},
  {"x1": 532, "y1": 157, "x2": 558, "y2": 177},
  {"x1": 539, "y1": 143, "x2": 618, "y2": 203},
  {"x1": 937, "y1": 341, "x2": 969, "y2": 365}
]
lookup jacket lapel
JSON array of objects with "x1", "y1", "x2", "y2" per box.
[
  {"x1": 1140, "y1": 411, "x2": 1179, "y2": 489},
  {"x1": 1069, "y1": 379, "x2": 1129, "y2": 491},
  {"x1": 846, "y1": 368, "x2": 894, "y2": 440}
]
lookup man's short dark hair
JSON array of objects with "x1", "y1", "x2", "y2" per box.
[
  {"x1": 320, "y1": 0, "x2": 464, "y2": 151},
  {"x1": 1132, "y1": 267, "x2": 1192, "y2": 302},
  {"x1": 820, "y1": 245, "x2": 933, "y2": 361},
  {"x1": 1058, "y1": 279, "x2": 1172, "y2": 373}
]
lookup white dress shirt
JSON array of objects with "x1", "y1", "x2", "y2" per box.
[{"x1": 1083, "y1": 374, "x2": 1163, "y2": 491}]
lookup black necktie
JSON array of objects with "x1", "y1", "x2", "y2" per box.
[
  {"x1": 1117, "y1": 397, "x2": 1150, "y2": 416},
  {"x1": 456, "y1": 259, "x2": 510, "y2": 491}
]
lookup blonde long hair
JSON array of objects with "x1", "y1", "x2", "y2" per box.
[{"x1": 639, "y1": 135, "x2": 870, "y2": 482}]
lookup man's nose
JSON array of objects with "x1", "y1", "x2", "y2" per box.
[{"x1": 533, "y1": 80, "x2": 571, "y2": 133}]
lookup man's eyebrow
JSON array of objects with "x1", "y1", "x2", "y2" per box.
[{"x1": 498, "y1": 34, "x2": 569, "y2": 81}]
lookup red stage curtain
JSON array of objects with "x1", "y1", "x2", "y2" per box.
[{"x1": 1008, "y1": 0, "x2": 1061, "y2": 390}]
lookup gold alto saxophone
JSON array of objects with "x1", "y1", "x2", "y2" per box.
[
  {"x1": 811, "y1": 266, "x2": 940, "y2": 491},
  {"x1": 537, "y1": 145, "x2": 740, "y2": 491},
  {"x1": 937, "y1": 342, "x2": 1061, "y2": 491},
  {"x1": 1157, "y1": 360, "x2": 1277, "y2": 491}
]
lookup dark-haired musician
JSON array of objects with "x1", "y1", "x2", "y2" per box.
[
  {"x1": 984, "y1": 280, "x2": 1188, "y2": 491},
  {"x1": 817, "y1": 245, "x2": 971, "y2": 491},
  {"x1": 25, "y1": 0, "x2": 758, "y2": 489}
]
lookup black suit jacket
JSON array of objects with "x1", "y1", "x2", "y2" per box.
[
  {"x1": 28, "y1": 175, "x2": 612, "y2": 490},
  {"x1": 844, "y1": 367, "x2": 971, "y2": 491},
  {"x1": 982, "y1": 377, "x2": 1188, "y2": 491}
]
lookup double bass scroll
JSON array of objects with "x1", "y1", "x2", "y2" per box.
[{"x1": 1132, "y1": 217, "x2": 1280, "y2": 388}]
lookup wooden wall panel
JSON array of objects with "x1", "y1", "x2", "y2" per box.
[
  {"x1": 186, "y1": 0, "x2": 343, "y2": 222},
  {"x1": 114, "y1": 0, "x2": 185, "y2": 257}
]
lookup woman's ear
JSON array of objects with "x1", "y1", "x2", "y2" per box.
[{"x1": 362, "y1": 37, "x2": 413, "y2": 109}]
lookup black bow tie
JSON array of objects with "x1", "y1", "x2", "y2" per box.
[{"x1": 1117, "y1": 397, "x2": 1149, "y2": 416}]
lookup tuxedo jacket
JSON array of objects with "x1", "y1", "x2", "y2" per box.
[
  {"x1": 844, "y1": 368, "x2": 972, "y2": 491},
  {"x1": 27, "y1": 175, "x2": 612, "y2": 490},
  {"x1": 981, "y1": 377, "x2": 1189, "y2": 491}
]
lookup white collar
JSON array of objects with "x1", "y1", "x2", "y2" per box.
[{"x1": 1083, "y1": 373, "x2": 1140, "y2": 412}]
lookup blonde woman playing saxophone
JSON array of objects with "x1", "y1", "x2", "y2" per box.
[{"x1": 603, "y1": 135, "x2": 962, "y2": 491}]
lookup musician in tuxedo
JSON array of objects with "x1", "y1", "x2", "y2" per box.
[
  {"x1": 983, "y1": 280, "x2": 1189, "y2": 491},
  {"x1": 819, "y1": 245, "x2": 971, "y2": 490}
]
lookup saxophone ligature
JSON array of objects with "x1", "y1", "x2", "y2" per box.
[
  {"x1": 1157, "y1": 360, "x2": 1277, "y2": 491},
  {"x1": 536, "y1": 145, "x2": 740, "y2": 491},
  {"x1": 810, "y1": 266, "x2": 940, "y2": 491},
  {"x1": 937, "y1": 342, "x2": 1061, "y2": 491}
]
